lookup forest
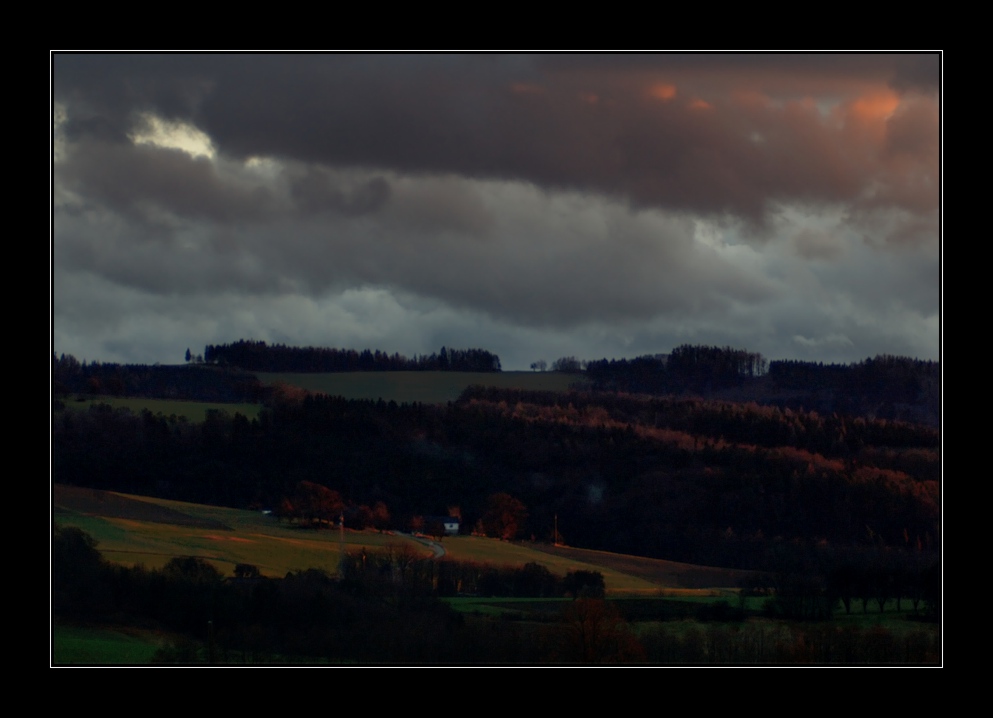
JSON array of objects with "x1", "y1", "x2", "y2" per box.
[
  {"x1": 203, "y1": 340, "x2": 501, "y2": 373},
  {"x1": 52, "y1": 343, "x2": 940, "y2": 663},
  {"x1": 52, "y1": 359, "x2": 939, "y2": 570}
]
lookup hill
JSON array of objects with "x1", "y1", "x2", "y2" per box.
[
  {"x1": 257, "y1": 370, "x2": 584, "y2": 404},
  {"x1": 53, "y1": 485, "x2": 744, "y2": 593}
]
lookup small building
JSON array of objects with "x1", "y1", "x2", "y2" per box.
[{"x1": 423, "y1": 516, "x2": 460, "y2": 536}]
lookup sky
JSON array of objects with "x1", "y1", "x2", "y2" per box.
[{"x1": 52, "y1": 53, "x2": 940, "y2": 370}]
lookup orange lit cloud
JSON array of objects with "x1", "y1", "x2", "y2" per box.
[
  {"x1": 849, "y1": 91, "x2": 900, "y2": 122},
  {"x1": 649, "y1": 83, "x2": 677, "y2": 101}
]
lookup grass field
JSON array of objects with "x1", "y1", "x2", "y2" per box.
[
  {"x1": 59, "y1": 396, "x2": 262, "y2": 422},
  {"x1": 53, "y1": 485, "x2": 427, "y2": 577},
  {"x1": 54, "y1": 370, "x2": 584, "y2": 423},
  {"x1": 53, "y1": 486, "x2": 923, "y2": 609},
  {"x1": 52, "y1": 624, "x2": 168, "y2": 665},
  {"x1": 525, "y1": 543, "x2": 757, "y2": 591},
  {"x1": 53, "y1": 486, "x2": 938, "y2": 664},
  {"x1": 257, "y1": 370, "x2": 586, "y2": 404},
  {"x1": 52, "y1": 486, "x2": 727, "y2": 594},
  {"x1": 437, "y1": 536, "x2": 664, "y2": 595}
]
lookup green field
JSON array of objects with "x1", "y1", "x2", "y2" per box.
[
  {"x1": 257, "y1": 370, "x2": 585, "y2": 404},
  {"x1": 52, "y1": 625, "x2": 168, "y2": 665},
  {"x1": 59, "y1": 396, "x2": 262, "y2": 422},
  {"x1": 54, "y1": 370, "x2": 584, "y2": 423}
]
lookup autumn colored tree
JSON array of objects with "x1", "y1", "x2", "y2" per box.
[
  {"x1": 293, "y1": 481, "x2": 344, "y2": 527},
  {"x1": 371, "y1": 501, "x2": 391, "y2": 532},
  {"x1": 481, "y1": 493, "x2": 528, "y2": 540},
  {"x1": 559, "y1": 599, "x2": 645, "y2": 664}
]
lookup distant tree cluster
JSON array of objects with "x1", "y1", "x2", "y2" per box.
[
  {"x1": 585, "y1": 347, "x2": 938, "y2": 426},
  {"x1": 203, "y1": 340, "x2": 501, "y2": 373},
  {"x1": 585, "y1": 354, "x2": 670, "y2": 394},
  {"x1": 666, "y1": 345, "x2": 766, "y2": 386},
  {"x1": 52, "y1": 353, "x2": 265, "y2": 403},
  {"x1": 587, "y1": 345, "x2": 766, "y2": 394},
  {"x1": 551, "y1": 356, "x2": 583, "y2": 373},
  {"x1": 768, "y1": 355, "x2": 937, "y2": 395}
]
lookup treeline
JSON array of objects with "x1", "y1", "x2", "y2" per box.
[
  {"x1": 586, "y1": 346, "x2": 939, "y2": 426},
  {"x1": 55, "y1": 525, "x2": 938, "y2": 664},
  {"x1": 52, "y1": 353, "x2": 266, "y2": 404},
  {"x1": 54, "y1": 526, "x2": 625, "y2": 664},
  {"x1": 54, "y1": 527, "x2": 476, "y2": 664},
  {"x1": 203, "y1": 340, "x2": 501, "y2": 373},
  {"x1": 768, "y1": 355, "x2": 940, "y2": 421},
  {"x1": 52, "y1": 385, "x2": 939, "y2": 571},
  {"x1": 342, "y1": 551, "x2": 606, "y2": 600},
  {"x1": 768, "y1": 355, "x2": 939, "y2": 395},
  {"x1": 586, "y1": 345, "x2": 767, "y2": 394},
  {"x1": 639, "y1": 619, "x2": 939, "y2": 664}
]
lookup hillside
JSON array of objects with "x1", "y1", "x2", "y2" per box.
[{"x1": 53, "y1": 486, "x2": 746, "y2": 593}]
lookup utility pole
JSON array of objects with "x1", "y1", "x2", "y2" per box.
[{"x1": 338, "y1": 511, "x2": 345, "y2": 578}]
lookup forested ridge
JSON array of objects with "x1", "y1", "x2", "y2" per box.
[
  {"x1": 52, "y1": 343, "x2": 941, "y2": 663},
  {"x1": 204, "y1": 340, "x2": 501, "y2": 373},
  {"x1": 586, "y1": 346, "x2": 939, "y2": 426},
  {"x1": 52, "y1": 378, "x2": 939, "y2": 571}
]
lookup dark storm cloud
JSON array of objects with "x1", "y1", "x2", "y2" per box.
[
  {"x1": 59, "y1": 138, "x2": 274, "y2": 223},
  {"x1": 287, "y1": 167, "x2": 391, "y2": 216},
  {"x1": 363, "y1": 194, "x2": 773, "y2": 326},
  {"x1": 534, "y1": 53, "x2": 939, "y2": 88},
  {"x1": 54, "y1": 53, "x2": 939, "y2": 224},
  {"x1": 53, "y1": 53, "x2": 940, "y2": 367}
]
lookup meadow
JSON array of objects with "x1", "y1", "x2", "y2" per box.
[
  {"x1": 58, "y1": 370, "x2": 585, "y2": 423},
  {"x1": 53, "y1": 485, "x2": 713, "y2": 593},
  {"x1": 256, "y1": 370, "x2": 585, "y2": 404},
  {"x1": 53, "y1": 485, "x2": 938, "y2": 664},
  {"x1": 53, "y1": 485, "x2": 425, "y2": 577},
  {"x1": 52, "y1": 625, "x2": 167, "y2": 665},
  {"x1": 61, "y1": 396, "x2": 262, "y2": 422}
]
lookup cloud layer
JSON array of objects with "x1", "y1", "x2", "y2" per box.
[{"x1": 53, "y1": 53, "x2": 940, "y2": 368}]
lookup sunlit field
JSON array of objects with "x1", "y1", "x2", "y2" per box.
[
  {"x1": 53, "y1": 485, "x2": 426, "y2": 577},
  {"x1": 436, "y1": 535, "x2": 662, "y2": 595}
]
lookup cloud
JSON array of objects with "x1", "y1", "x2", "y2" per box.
[
  {"x1": 792, "y1": 228, "x2": 844, "y2": 261},
  {"x1": 52, "y1": 54, "x2": 940, "y2": 367},
  {"x1": 58, "y1": 137, "x2": 274, "y2": 224},
  {"x1": 55, "y1": 54, "x2": 939, "y2": 225}
]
